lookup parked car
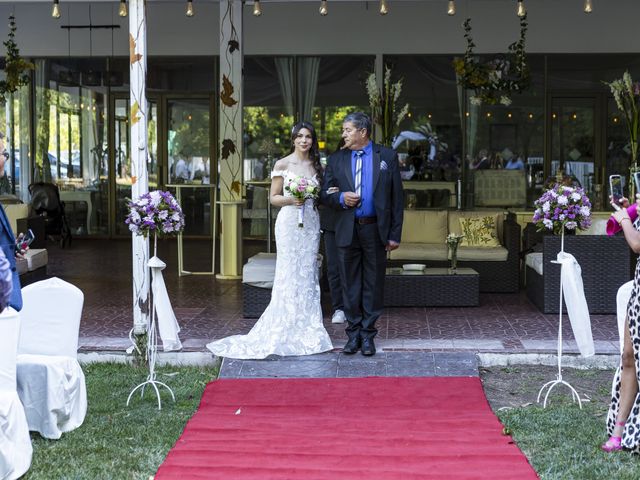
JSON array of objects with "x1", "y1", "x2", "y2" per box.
[{"x1": 47, "y1": 152, "x2": 81, "y2": 178}]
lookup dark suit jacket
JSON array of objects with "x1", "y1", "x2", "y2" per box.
[
  {"x1": 321, "y1": 143, "x2": 404, "y2": 248},
  {"x1": 0, "y1": 204, "x2": 22, "y2": 310}
]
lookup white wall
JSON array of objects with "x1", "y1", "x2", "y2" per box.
[{"x1": 0, "y1": 0, "x2": 638, "y2": 57}]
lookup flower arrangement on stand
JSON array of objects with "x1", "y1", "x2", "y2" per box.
[
  {"x1": 284, "y1": 176, "x2": 319, "y2": 228},
  {"x1": 453, "y1": 14, "x2": 530, "y2": 106},
  {"x1": 366, "y1": 66, "x2": 410, "y2": 147},
  {"x1": 0, "y1": 15, "x2": 34, "y2": 104},
  {"x1": 446, "y1": 233, "x2": 464, "y2": 272},
  {"x1": 532, "y1": 183, "x2": 592, "y2": 236},
  {"x1": 126, "y1": 190, "x2": 185, "y2": 410},
  {"x1": 604, "y1": 71, "x2": 640, "y2": 193}
]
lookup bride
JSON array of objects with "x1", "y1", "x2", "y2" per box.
[{"x1": 207, "y1": 122, "x2": 333, "y2": 359}]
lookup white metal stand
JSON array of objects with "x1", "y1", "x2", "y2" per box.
[
  {"x1": 127, "y1": 234, "x2": 176, "y2": 410},
  {"x1": 536, "y1": 229, "x2": 582, "y2": 409}
]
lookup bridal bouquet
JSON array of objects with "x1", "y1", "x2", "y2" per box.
[
  {"x1": 284, "y1": 175, "x2": 319, "y2": 228},
  {"x1": 532, "y1": 183, "x2": 591, "y2": 235},
  {"x1": 126, "y1": 190, "x2": 185, "y2": 237}
]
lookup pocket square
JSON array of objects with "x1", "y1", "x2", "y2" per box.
[
  {"x1": 380, "y1": 161, "x2": 388, "y2": 170},
  {"x1": 327, "y1": 187, "x2": 339, "y2": 194}
]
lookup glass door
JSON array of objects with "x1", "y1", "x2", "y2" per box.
[
  {"x1": 112, "y1": 97, "x2": 159, "y2": 235},
  {"x1": 547, "y1": 96, "x2": 605, "y2": 209}
]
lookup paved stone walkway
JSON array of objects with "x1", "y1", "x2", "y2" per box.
[{"x1": 218, "y1": 352, "x2": 479, "y2": 378}]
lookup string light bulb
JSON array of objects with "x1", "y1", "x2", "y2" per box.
[
  {"x1": 517, "y1": 0, "x2": 526, "y2": 17},
  {"x1": 584, "y1": 0, "x2": 593, "y2": 13},
  {"x1": 319, "y1": 0, "x2": 328, "y2": 16},
  {"x1": 52, "y1": 0, "x2": 61, "y2": 19},
  {"x1": 447, "y1": 1, "x2": 456, "y2": 16},
  {"x1": 379, "y1": 0, "x2": 388, "y2": 15},
  {"x1": 253, "y1": 0, "x2": 262, "y2": 17},
  {"x1": 119, "y1": 0, "x2": 128, "y2": 18},
  {"x1": 186, "y1": 0, "x2": 194, "y2": 17}
]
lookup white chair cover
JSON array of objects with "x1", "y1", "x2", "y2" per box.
[
  {"x1": 16, "y1": 277, "x2": 87, "y2": 439},
  {"x1": 556, "y1": 252, "x2": 595, "y2": 357},
  {"x1": 0, "y1": 308, "x2": 32, "y2": 480}
]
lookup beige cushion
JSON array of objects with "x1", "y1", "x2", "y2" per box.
[
  {"x1": 24, "y1": 248, "x2": 48, "y2": 271},
  {"x1": 16, "y1": 256, "x2": 28, "y2": 275},
  {"x1": 457, "y1": 246, "x2": 508, "y2": 261},
  {"x1": 1, "y1": 203, "x2": 29, "y2": 237},
  {"x1": 576, "y1": 218, "x2": 607, "y2": 236},
  {"x1": 525, "y1": 252, "x2": 544, "y2": 275},
  {"x1": 389, "y1": 243, "x2": 448, "y2": 261},
  {"x1": 401, "y1": 210, "x2": 448, "y2": 244},
  {"x1": 458, "y1": 215, "x2": 501, "y2": 247}
]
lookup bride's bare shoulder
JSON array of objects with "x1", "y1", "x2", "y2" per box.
[{"x1": 273, "y1": 156, "x2": 293, "y2": 172}]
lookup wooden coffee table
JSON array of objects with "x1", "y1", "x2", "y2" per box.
[{"x1": 384, "y1": 267, "x2": 479, "y2": 307}]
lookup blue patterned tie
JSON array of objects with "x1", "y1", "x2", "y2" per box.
[{"x1": 354, "y1": 150, "x2": 364, "y2": 206}]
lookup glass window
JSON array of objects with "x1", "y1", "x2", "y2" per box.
[
  {"x1": 464, "y1": 55, "x2": 545, "y2": 209},
  {"x1": 0, "y1": 80, "x2": 30, "y2": 199}
]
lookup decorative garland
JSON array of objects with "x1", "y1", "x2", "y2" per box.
[
  {"x1": 453, "y1": 13, "x2": 530, "y2": 106},
  {"x1": 0, "y1": 15, "x2": 33, "y2": 104}
]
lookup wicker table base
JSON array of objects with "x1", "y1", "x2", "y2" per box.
[{"x1": 384, "y1": 267, "x2": 480, "y2": 307}]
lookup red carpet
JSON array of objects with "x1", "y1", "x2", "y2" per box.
[{"x1": 155, "y1": 377, "x2": 537, "y2": 479}]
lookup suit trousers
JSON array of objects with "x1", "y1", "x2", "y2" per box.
[
  {"x1": 323, "y1": 230, "x2": 344, "y2": 312},
  {"x1": 337, "y1": 222, "x2": 386, "y2": 341}
]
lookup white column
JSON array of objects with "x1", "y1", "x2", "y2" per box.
[
  {"x1": 129, "y1": 0, "x2": 150, "y2": 334},
  {"x1": 217, "y1": 0, "x2": 243, "y2": 279}
]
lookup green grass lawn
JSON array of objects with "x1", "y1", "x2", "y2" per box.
[
  {"x1": 23, "y1": 362, "x2": 219, "y2": 480},
  {"x1": 499, "y1": 402, "x2": 640, "y2": 480}
]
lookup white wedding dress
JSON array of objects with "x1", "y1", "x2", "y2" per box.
[{"x1": 207, "y1": 169, "x2": 333, "y2": 359}]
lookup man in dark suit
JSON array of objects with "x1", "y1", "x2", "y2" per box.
[
  {"x1": 321, "y1": 112, "x2": 403, "y2": 356},
  {"x1": 0, "y1": 132, "x2": 23, "y2": 311}
]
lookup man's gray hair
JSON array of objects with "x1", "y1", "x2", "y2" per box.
[{"x1": 343, "y1": 112, "x2": 372, "y2": 138}]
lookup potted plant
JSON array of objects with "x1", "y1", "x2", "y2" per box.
[
  {"x1": 0, "y1": 15, "x2": 34, "y2": 104},
  {"x1": 366, "y1": 66, "x2": 409, "y2": 147}
]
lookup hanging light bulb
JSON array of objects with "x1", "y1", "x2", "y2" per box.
[
  {"x1": 119, "y1": 0, "x2": 128, "y2": 18},
  {"x1": 447, "y1": 0, "x2": 456, "y2": 16},
  {"x1": 253, "y1": 0, "x2": 262, "y2": 17},
  {"x1": 186, "y1": 0, "x2": 194, "y2": 17},
  {"x1": 517, "y1": 0, "x2": 526, "y2": 17},
  {"x1": 379, "y1": 0, "x2": 388, "y2": 15},
  {"x1": 52, "y1": 0, "x2": 61, "y2": 19},
  {"x1": 584, "y1": 0, "x2": 593, "y2": 13},
  {"x1": 319, "y1": 0, "x2": 328, "y2": 16}
]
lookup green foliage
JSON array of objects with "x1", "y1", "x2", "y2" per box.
[
  {"x1": 170, "y1": 107, "x2": 209, "y2": 159},
  {"x1": 25, "y1": 362, "x2": 219, "y2": 479},
  {"x1": 500, "y1": 403, "x2": 640, "y2": 479},
  {"x1": 0, "y1": 15, "x2": 33, "y2": 104}
]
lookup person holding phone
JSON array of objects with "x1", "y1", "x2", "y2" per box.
[
  {"x1": 0, "y1": 132, "x2": 22, "y2": 311},
  {"x1": 603, "y1": 191, "x2": 640, "y2": 452}
]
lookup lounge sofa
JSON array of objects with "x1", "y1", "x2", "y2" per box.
[{"x1": 388, "y1": 209, "x2": 521, "y2": 292}]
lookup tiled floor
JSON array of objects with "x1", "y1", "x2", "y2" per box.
[{"x1": 44, "y1": 238, "x2": 620, "y2": 355}]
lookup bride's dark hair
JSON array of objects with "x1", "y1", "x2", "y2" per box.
[{"x1": 290, "y1": 121, "x2": 323, "y2": 183}]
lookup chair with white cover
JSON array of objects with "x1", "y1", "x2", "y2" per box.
[
  {"x1": 0, "y1": 307, "x2": 32, "y2": 480},
  {"x1": 16, "y1": 277, "x2": 86, "y2": 439}
]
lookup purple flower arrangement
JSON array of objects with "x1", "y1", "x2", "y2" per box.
[
  {"x1": 532, "y1": 183, "x2": 592, "y2": 235},
  {"x1": 125, "y1": 190, "x2": 185, "y2": 237}
]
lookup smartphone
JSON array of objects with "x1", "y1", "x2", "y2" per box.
[
  {"x1": 610, "y1": 174, "x2": 624, "y2": 205},
  {"x1": 634, "y1": 171, "x2": 640, "y2": 196},
  {"x1": 16, "y1": 229, "x2": 35, "y2": 251}
]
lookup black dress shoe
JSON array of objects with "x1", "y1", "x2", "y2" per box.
[
  {"x1": 361, "y1": 338, "x2": 376, "y2": 356},
  {"x1": 342, "y1": 337, "x2": 361, "y2": 354}
]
